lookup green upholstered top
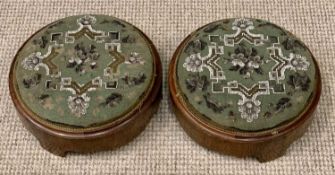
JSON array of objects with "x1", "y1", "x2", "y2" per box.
[
  {"x1": 175, "y1": 18, "x2": 318, "y2": 131},
  {"x1": 13, "y1": 15, "x2": 155, "y2": 128}
]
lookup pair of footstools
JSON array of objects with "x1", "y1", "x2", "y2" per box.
[{"x1": 9, "y1": 15, "x2": 321, "y2": 162}]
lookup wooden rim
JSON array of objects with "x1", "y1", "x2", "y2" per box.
[
  {"x1": 168, "y1": 20, "x2": 322, "y2": 141},
  {"x1": 9, "y1": 15, "x2": 162, "y2": 137}
]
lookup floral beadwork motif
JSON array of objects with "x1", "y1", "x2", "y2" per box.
[
  {"x1": 238, "y1": 100, "x2": 261, "y2": 122},
  {"x1": 232, "y1": 18, "x2": 253, "y2": 29},
  {"x1": 78, "y1": 15, "x2": 96, "y2": 26},
  {"x1": 183, "y1": 54, "x2": 203, "y2": 72},
  {"x1": 181, "y1": 18, "x2": 313, "y2": 123},
  {"x1": 22, "y1": 53, "x2": 41, "y2": 70},
  {"x1": 289, "y1": 54, "x2": 310, "y2": 71},
  {"x1": 125, "y1": 52, "x2": 145, "y2": 65},
  {"x1": 229, "y1": 46, "x2": 264, "y2": 79},
  {"x1": 68, "y1": 94, "x2": 90, "y2": 117}
]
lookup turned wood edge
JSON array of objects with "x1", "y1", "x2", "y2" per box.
[
  {"x1": 170, "y1": 97, "x2": 314, "y2": 162},
  {"x1": 16, "y1": 92, "x2": 161, "y2": 157},
  {"x1": 167, "y1": 31, "x2": 322, "y2": 162}
]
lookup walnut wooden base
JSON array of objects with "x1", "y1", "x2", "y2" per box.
[
  {"x1": 170, "y1": 97, "x2": 315, "y2": 162},
  {"x1": 17, "y1": 93, "x2": 161, "y2": 157}
]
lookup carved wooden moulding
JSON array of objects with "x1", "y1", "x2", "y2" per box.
[
  {"x1": 9, "y1": 15, "x2": 162, "y2": 156},
  {"x1": 169, "y1": 18, "x2": 321, "y2": 162}
]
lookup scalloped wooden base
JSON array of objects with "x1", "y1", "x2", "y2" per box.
[
  {"x1": 170, "y1": 98, "x2": 315, "y2": 162},
  {"x1": 17, "y1": 94, "x2": 161, "y2": 156}
]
